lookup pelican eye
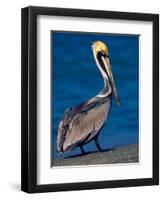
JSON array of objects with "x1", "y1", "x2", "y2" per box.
[{"x1": 100, "y1": 50, "x2": 108, "y2": 57}]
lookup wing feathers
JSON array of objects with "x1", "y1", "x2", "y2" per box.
[
  {"x1": 62, "y1": 102, "x2": 109, "y2": 151},
  {"x1": 57, "y1": 97, "x2": 111, "y2": 153}
]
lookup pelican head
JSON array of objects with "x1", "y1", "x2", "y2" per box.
[{"x1": 92, "y1": 41, "x2": 120, "y2": 106}]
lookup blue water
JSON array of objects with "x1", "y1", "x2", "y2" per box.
[{"x1": 52, "y1": 31, "x2": 139, "y2": 160}]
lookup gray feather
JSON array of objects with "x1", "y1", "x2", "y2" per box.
[{"x1": 57, "y1": 96, "x2": 112, "y2": 152}]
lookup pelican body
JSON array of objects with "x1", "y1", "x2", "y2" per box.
[{"x1": 57, "y1": 41, "x2": 120, "y2": 154}]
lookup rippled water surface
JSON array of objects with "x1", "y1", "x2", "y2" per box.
[{"x1": 51, "y1": 31, "x2": 139, "y2": 160}]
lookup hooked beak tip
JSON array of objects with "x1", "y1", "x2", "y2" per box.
[
  {"x1": 117, "y1": 101, "x2": 120, "y2": 107},
  {"x1": 115, "y1": 95, "x2": 120, "y2": 107}
]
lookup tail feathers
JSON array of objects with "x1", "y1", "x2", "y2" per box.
[{"x1": 56, "y1": 147, "x2": 63, "y2": 154}]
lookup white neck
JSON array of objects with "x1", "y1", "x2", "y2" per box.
[{"x1": 92, "y1": 49, "x2": 112, "y2": 98}]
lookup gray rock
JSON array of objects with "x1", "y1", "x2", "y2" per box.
[{"x1": 52, "y1": 144, "x2": 139, "y2": 167}]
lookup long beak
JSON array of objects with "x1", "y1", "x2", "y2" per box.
[{"x1": 102, "y1": 56, "x2": 120, "y2": 106}]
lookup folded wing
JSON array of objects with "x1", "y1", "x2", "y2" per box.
[{"x1": 57, "y1": 97, "x2": 110, "y2": 152}]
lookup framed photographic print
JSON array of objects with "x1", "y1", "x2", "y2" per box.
[{"x1": 21, "y1": 6, "x2": 159, "y2": 193}]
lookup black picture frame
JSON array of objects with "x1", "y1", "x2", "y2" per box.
[{"x1": 21, "y1": 6, "x2": 159, "y2": 193}]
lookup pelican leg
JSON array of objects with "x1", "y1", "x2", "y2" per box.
[
  {"x1": 79, "y1": 145, "x2": 86, "y2": 154},
  {"x1": 94, "y1": 136, "x2": 102, "y2": 151}
]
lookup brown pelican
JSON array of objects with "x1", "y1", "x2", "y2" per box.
[{"x1": 57, "y1": 41, "x2": 120, "y2": 154}]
